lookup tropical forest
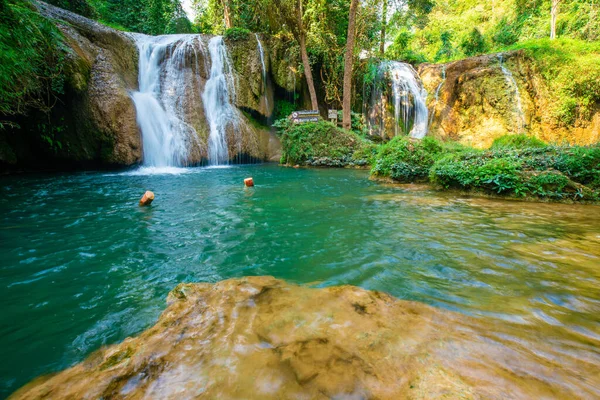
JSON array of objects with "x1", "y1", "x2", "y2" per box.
[{"x1": 1, "y1": 0, "x2": 599, "y2": 398}]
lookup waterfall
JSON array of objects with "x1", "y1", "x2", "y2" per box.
[
  {"x1": 428, "y1": 66, "x2": 446, "y2": 129},
  {"x1": 202, "y1": 36, "x2": 238, "y2": 165},
  {"x1": 130, "y1": 34, "x2": 204, "y2": 167},
  {"x1": 255, "y1": 34, "x2": 270, "y2": 114},
  {"x1": 498, "y1": 54, "x2": 525, "y2": 133},
  {"x1": 366, "y1": 61, "x2": 429, "y2": 139}
]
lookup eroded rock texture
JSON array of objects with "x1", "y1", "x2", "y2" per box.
[
  {"x1": 10, "y1": 277, "x2": 595, "y2": 399},
  {"x1": 2, "y1": 1, "x2": 143, "y2": 168},
  {"x1": 420, "y1": 51, "x2": 600, "y2": 148}
]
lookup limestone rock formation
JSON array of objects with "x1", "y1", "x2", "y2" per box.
[
  {"x1": 10, "y1": 276, "x2": 593, "y2": 399},
  {"x1": 0, "y1": 3, "x2": 289, "y2": 171},
  {"x1": 23, "y1": 1, "x2": 141, "y2": 167},
  {"x1": 419, "y1": 51, "x2": 599, "y2": 148}
]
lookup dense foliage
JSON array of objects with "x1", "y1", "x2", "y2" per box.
[
  {"x1": 387, "y1": 0, "x2": 600, "y2": 63},
  {"x1": 511, "y1": 38, "x2": 600, "y2": 126},
  {"x1": 0, "y1": 0, "x2": 66, "y2": 128},
  {"x1": 47, "y1": 0, "x2": 193, "y2": 34},
  {"x1": 276, "y1": 120, "x2": 372, "y2": 166},
  {"x1": 430, "y1": 144, "x2": 600, "y2": 200},
  {"x1": 280, "y1": 127, "x2": 600, "y2": 202}
]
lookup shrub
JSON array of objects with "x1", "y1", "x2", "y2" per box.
[
  {"x1": 554, "y1": 145, "x2": 600, "y2": 187},
  {"x1": 273, "y1": 99, "x2": 295, "y2": 121},
  {"x1": 460, "y1": 28, "x2": 487, "y2": 56},
  {"x1": 279, "y1": 121, "x2": 367, "y2": 165},
  {"x1": 491, "y1": 134, "x2": 547, "y2": 150},
  {"x1": 430, "y1": 154, "x2": 523, "y2": 194},
  {"x1": 371, "y1": 136, "x2": 443, "y2": 179},
  {"x1": 224, "y1": 27, "x2": 251, "y2": 41},
  {"x1": 526, "y1": 171, "x2": 571, "y2": 199},
  {"x1": 352, "y1": 142, "x2": 379, "y2": 166}
]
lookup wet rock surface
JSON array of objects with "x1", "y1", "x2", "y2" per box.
[
  {"x1": 10, "y1": 276, "x2": 597, "y2": 399},
  {"x1": 419, "y1": 51, "x2": 600, "y2": 148},
  {"x1": 25, "y1": 2, "x2": 141, "y2": 167}
]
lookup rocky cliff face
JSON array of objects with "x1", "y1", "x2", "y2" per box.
[
  {"x1": 10, "y1": 276, "x2": 593, "y2": 399},
  {"x1": 0, "y1": 3, "x2": 288, "y2": 171},
  {"x1": 420, "y1": 51, "x2": 600, "y2": 148},
  {"x1": 0, "y1": 2, "x2": 142, "y2": 170}
]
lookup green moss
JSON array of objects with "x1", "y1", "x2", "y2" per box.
[
  {"x1": 99, "y1": 346, "x2": 135, "y2": 370},
  {"x1": 491, "y1": 134, "x2": 547, "y2": 150},
  {"x1": 277, "y1": 120, "x2": 369, "y2": 165},
  {"x1": 507, "y1": 39, "x2": 600, "y2": 126}
]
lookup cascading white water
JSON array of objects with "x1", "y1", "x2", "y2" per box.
[
  {"x1": 131, "y1": 34, "x2": 203, "y2": 167},
  {"x1": 366, "y1": 61, "x2": 429, "y2": 139},
  {"x1": 498, "y1": 54, "x2": 525, "y2": 133},
  {"x1": 428, "y1": 66, "x2": 446, "y2": 129},
  {"x1": 202, "y1": 36, "x2": 238, "y2": 165},
  {"x1": 255, "y1": 34, "x2": 270, "y2": 113}
]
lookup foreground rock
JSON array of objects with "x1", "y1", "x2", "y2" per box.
[{"x1": 11, "y1": 277, "x2": 595, "y2": 399}]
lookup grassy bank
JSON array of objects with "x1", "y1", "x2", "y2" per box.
[
  {"x1": 277, "y1": 120, "x2": 600, "y2": 202},
  {"x1": 510, "y1": 39, "x2": 600, "y2": 127}
]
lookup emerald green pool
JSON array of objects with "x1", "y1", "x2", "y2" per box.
[{"x1": 1, "y1": 164, "x2": 599, "y2": 397}]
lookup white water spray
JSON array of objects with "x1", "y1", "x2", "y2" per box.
[
  {"x1": 498, "y1": 54, "x2": 525, "y2": 133},
  {"x1": 202, "y1": 36, "x2": 238, "y2": 165},
  {"x1": 428, "y1": 66, "x2": 446, "y2": 129},
  {"x1": 255, "y1": 34, "x2": 270, "y2": 114},
  {"x1": 367, "y1": 61, "x2": 429, "y2": 139},
  {"x1": 131, "y1": 34, "x2": 204, "y2": 167}
]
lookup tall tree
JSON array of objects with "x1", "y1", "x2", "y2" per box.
[
  {"x1": 296, "y1": 0, "x2": 319, "y2": 110},
  {"x1": 380, "y1": 0, "x2": 387, "y2": 55},
  {"x1": 550, "y1": 0, "x2": 561, "y2": 39},
  {"x1": 342, "y1": 0, "x2": 359, "y2": 130},
  {"x1": 222, "y1": 0, "x2": 232, "y2": 28},
  {"x1": 271, "y1": 0, "x2": 319, "y2": 110}
]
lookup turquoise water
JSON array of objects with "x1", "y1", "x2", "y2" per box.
[{"x1": 1, "y1": 164, "x2": 599, "y2": 397}]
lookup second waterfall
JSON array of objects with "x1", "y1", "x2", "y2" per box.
[{"x1": 365, "y1": 61, "x2": 429, "y2": 140}]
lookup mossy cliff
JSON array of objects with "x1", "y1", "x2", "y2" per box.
[
  {"x1": 1, "y1": 1, "x2": 141, "y2": 170},
  {"x1": 10, "y1": 276, "x2": 592, "y2": 399},
  {"x1": 0, "y1": 3, "x2": 293, "y2": 170},
  {"x1": 420, "y1": 41, "x2": 600, "y2": 148}
]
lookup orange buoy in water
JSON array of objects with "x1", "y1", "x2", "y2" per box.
[
  {"x1": 244, "y1": 178, "x2": 254, "y2": 187},
  {"x1": 139, "y1": 191, "x2": 155, "y2": 206}
]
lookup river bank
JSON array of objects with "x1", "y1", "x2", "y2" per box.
[{"x1": 277, "y1": 120, "x2": 600, "y2": 204}]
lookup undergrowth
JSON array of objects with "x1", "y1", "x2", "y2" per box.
[
  {"x1": 275, "y1": 120, "x2": 371, "y2": 166},
  {"x1": 278, "y1": 125, "x2": 600, "y2": 202}
]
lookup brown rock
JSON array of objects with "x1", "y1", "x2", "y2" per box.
[
  {"x1": 418, "y1": 51, "x2": 600, "y2": 148},
  {"x1": 9, "y1": 277, "x2": 596, "y2": 399}
]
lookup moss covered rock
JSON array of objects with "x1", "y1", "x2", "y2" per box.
[{"x1": 419, "y1": 47, "x2": 600, "y2": 148}]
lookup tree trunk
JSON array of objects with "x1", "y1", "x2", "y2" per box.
[
  {"x1": 342, "y1": 0, "x2": 359, "y2": 130},
  {"x1": 296, "y1": 0, "x2": 319, "y2": 111},
  {"x1": 223, "y1": 0, "x2": 232, "y2": 29},
  {"x1": 379, "y1": 0, "x2": 387, "y2": 56},
  {"x1": 550, "y1": 0, "x2": 560, "y2": 39}
]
